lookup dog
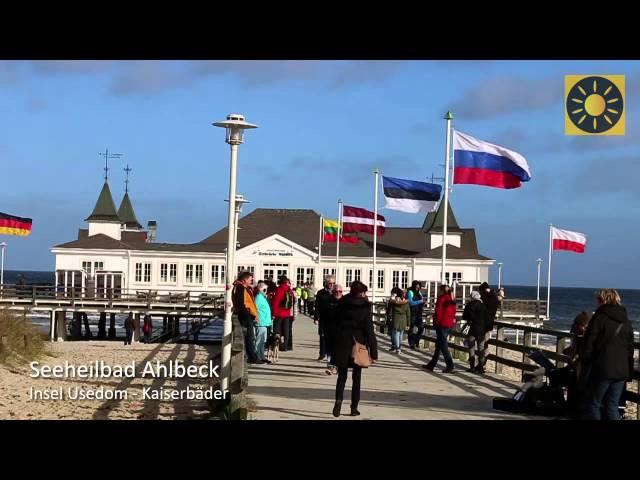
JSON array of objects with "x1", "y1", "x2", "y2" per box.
[{"x1": 266, "y1": 333, "x2": 282, "y2": 363}]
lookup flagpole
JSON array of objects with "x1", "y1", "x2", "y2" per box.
[
  {"x1": 373, "y1": 168, "x2": 380, "y2": 305},
  {"x1": 546, "y1": 223, "x2": 553, "y2": 319},
  {"x1": 336, "y1": 199, "x2": 342, "y2": 280},
  {"x1": 441, "y1": 111, "x2": 453, "y2": 285},
  {"x1": 318, "y1": 214, "x2": 323, "y2": 288}
]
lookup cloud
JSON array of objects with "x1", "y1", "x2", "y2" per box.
[
  {"x1": 574, "y1": 154, "x2": 640, "y2": 198},
  {"x1": 329, "y1": 61, "x2": 408, "y2": 90},
  {"x1": 450, "y1": 75, "x2": 561, "y2": 119},
  {"x1": 0, "y1": 61, "x2": 20, "y2": 85},
  {"x1": 190, "y1": 60, "x2": 323, "y2": 87},
  {"x1": 109, "y1": 62, "x2": 188, "y2": 96},
  {"x1": 26, "y1": 98, "x2": 47, "y2": 113},
  {"x1": 29, "y1": 60, "x2": 115, "y2": 75}
]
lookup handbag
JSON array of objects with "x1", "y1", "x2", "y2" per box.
[{"x1": 352, "y1": 337, "x2": 371, "y2": 368}]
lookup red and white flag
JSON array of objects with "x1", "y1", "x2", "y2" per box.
[
  {"x1": 552, "y1": 226, "x2": 587, "y2": 253},
  {"x1": 342, "y1": 205, "x2": 386, "y2": 235}
]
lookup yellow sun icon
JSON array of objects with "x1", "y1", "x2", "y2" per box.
[{"x1": 565, "y1": 75, "x2": 625, "y2": 135}]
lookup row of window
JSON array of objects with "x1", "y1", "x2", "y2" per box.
[{"x1": 133, "y1": 262, "x2": 227, "y2": 285}]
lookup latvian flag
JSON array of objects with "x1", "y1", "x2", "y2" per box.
[
  {"x1": 0, "y1": 212, "x2": 32, "y2": 236},
  {"x1": 382, "y1": 176, "x2": 442, "y2": 214},
  {"x1": 453, "y1": 130, "x2": 532, "y2": 189},
  {"x1": 552, "y1": 226, "x2": 587, "y2": 253},
  {"x1": 342, "y1": 205, "x2": 385, "y2": 236}
]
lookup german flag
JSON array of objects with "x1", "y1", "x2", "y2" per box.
[{"x1": 0, "y1": 212, "x2": 32, "y2": 236}]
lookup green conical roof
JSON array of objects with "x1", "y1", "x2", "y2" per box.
[
  {"x1": 422, "y1": 199, "x2": 460, "y2": 233},
  {"x1": 117, "y1": 192, "x2": 142, "y2": 229},
  {"x1": 85, "y1": 182, "x2": 121, "y2": 222}
]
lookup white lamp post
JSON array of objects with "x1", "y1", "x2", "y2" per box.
[
  {"x1": 497, "y1": 262, "x2": 503, "y2": 289},
  {"x1": 0, "y1": 242, "x2": 6, "y2": 293},
  {"x1": 213, "y1": 114, "x2": 258, "y2": 394},
  {"x1": 536, "y1": 258, "x2": 542, "y2": 301}
]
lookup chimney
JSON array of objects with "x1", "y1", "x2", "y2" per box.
[{"x1": 147, "y1": 220, "x2": 157, "y2": 243}]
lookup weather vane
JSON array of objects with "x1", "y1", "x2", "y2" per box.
[
  {"x1": 98, "y1": 148, "x2": 123, "y2": 182},
  {"x1": 124, "y1": 164, "x2": 132, "y2": 193}
]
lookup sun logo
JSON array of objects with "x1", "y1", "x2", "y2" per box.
[{"x1": 565, "y1": 75, "x2": 625, "y2": 135}]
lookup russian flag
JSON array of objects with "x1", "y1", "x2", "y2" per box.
[{"x1": 453, "y1": 130, "x2": 532, "y2": 189}]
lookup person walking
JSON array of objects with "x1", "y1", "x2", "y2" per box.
[
  {"x1": 332, "y1": 281, "x2": 378, "y2": 418},
  {"x1": 271, "y1": 276, "x2": 294, "y2": 352},
  {"x1": 479, "y1": 282, "x2": 499, "y2": 368},
  {"x1": 407, "y1": 281, "x2": 426, "y2": 349},
  {"x1": 581, "y1": 289, "x2": 635, "y2": 420},
  {"x1": 232, "y1": 271, "x2": 259, "y2": 364},
  {"x1": 462, "y1": 291, "x2": 489, "y2": 373},
  {"x1": 424, "y1": 284, "x2": 457, "y2": 373},
  {"x1": 323, "y1": 284, "x2": 343, "y2": 375},
  {"x1": 305, "y1": 283, "x2": 317, "y2": 317},
  {"x1": 254, "y1": 281, "x2": 273, "y2": 364},
  {"x1": 315, "y1": 275, "x2": 335, "y2": 361},
  {"x1": 387, "y1": 288, "x2": 410, "y2": 353},
  {"x1": 124, "y1": 313, "x2": 134, "y2": 346},
  {"x1": 142, "y1": 315, "x2": 152, "y2": 344}
]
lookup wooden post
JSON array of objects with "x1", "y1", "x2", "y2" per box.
[
  {"x1": 495, "y1": 325, "x2": 504, "y2": 374},
  {"x1": 523, "y1": 330, "x2": 533, "y2": 381},
  {"x1": 23, "y1": 334, "x2": 29, "y2": 348},
  {"x1": 108, "y1": 313, "x2": 116, "y2": 339},
  {"x1": 32, "y1": 285, "x2": 37, "y2": 304},
  {"x1": 0, "y1": 335, "x2": 7, "y2": 354},
  {"x1": 555, "y1": 337, "x2": 567, "y2": 369}
]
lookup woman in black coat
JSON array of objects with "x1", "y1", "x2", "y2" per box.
[
  {"x1": 462, "y1": 291, "x2": 489, "y2": 373},
  {"x1": 332, "y1": 281, "x2": 378, "y2": 418}
]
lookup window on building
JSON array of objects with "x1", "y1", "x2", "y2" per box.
[
  {"x1": 322, "y1": 268, "x2": 336, "y2": 280},
  {"x1": 236, "y1": 265, "x2": 255, "y2": 278},
  {"x1": 135, "y1": 262, "x2": 151, "y2": 283},
  {"x1": 185, "y1": 264, "x2": 194, "y2": 284},
  {"x1": 195, "y1": 264, "x2": 203, "y2": 284},
  {"x1": 296, "y1": 267, "x2": 305, "y2": 286},
  {"x1": 392, "y1": 270, "x2": 400, "y2": 288},
  {"x1": 160, "y1": 264, "x2": 168, "y2": 282},
  {"x1": 169, "y1": 264, "x2": 177, "y2": 283},
  {"x1": 445, "y1": 272, "x2": 463, "y2": 284},
  {"x1": 305, "y1": 267, "x2": 315, "y2": 285},
  {"x1": 369, "y1": 269, "x2": 384, "y2": 289},
  {"x1": 82, "y1": 261, "x2": 92, "y2": 275},
  {"x1": 211, "y1": 265, "x2": 225, "y2": 285},
  {"x1": 94, "y1": 261, "x2": 104, "y2": 273},
  {"x1": 144, "y1": 263, "x2": 152, "y2": 283},
  {"x1": 401, "y1": 271, "x2": 409, "y2": 290},
  {"x1": 354, "y1": 268, "x2": 361, "y2": 282},
  {"x1": 392, "y1": 270, "x2": 409, "y2": 289},
  {"x1": 345, "y1": 268, "x2": 353, "y2": 285}
]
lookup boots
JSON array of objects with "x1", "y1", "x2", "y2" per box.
[
  {"x1": 350, "y1": 406, "x2": 360, "y2": 416},
  {"x1": 333, "y1": 401, "x2": 342, "y2": 418}
]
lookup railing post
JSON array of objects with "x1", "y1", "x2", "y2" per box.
[
  {"x1": 523, "y1": 330, "x2": 533, "y2": 381},
  {"x1": 495, "y1": 325, "x2": 504, "y2": 374},
  {"x1": 32, "y1": 285, "x2": 37, "y2": 304}
]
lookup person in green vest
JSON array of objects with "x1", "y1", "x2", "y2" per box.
[
  {"x1": 304, "y1": 283, "x2": 317, "y2": 317},
  {"x1": 301, "y1": 283, "x2": 309, "y2": 315},
  {"x1": 295, "y1": 285, "x2": 303, "y2": 313}
]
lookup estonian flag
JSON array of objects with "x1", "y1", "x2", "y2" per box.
[
  {"x1": 453, "y1": 130, "x2": 532, "y2": 189},
  {"x1": 382, "y1": 176, "x2": 442, "y2": 214}
]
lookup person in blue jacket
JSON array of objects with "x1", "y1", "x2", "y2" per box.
[
  {"x1": 407, "y1": 281, "x2": 426, "y2": 349},
  {"x1": 254, "y1": 281, "x2": 273, "y2": 364}
]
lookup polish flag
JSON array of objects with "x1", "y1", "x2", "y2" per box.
[{"x1": 552, "y1": 227, "x2": 587, "y2": 253}]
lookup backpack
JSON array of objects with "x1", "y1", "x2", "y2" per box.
[{"x1": 280, "y1": 291, "x2": 293, "y2": 310}]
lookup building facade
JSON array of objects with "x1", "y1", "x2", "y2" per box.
[{"x1": 52, "y1": 181, "x2": 494, "y2": 299}]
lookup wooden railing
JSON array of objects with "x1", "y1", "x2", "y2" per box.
[
  {"x1": 372, "y1": 304, "x2": 640, "y2": 419},
  {"x1": 0, "y1": 284, "x2": 225, "y2": 307}
]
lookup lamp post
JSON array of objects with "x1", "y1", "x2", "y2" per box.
[
  {"x1": 536, "y1": 258, "x2": 542, "y2": 301},
  {"x1": 497, "y1": 262, "x2": 503, "y2": 289},
  {"x1": 213, "y1": 114, "x2": 258, "y2": 394}
]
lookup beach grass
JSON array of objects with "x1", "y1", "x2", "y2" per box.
[{"x1": 0, "y1": 308, "x2": 49, "y2": 365}]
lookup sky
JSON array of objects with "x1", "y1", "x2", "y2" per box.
[{"x1": 1, "y1": 60, "x2": 639, "y2": 288}]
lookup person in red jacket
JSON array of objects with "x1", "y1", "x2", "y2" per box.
[
  {"x1": 424, "y1": 284, "x2": 457, "y2": 373},
  {"x1": 271, "y1": 276, "x2": 294, "y2": 351}
]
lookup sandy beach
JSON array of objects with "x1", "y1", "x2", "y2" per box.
[{"x1": 0, "y1": 341, "x2": 220, "y2": 420}]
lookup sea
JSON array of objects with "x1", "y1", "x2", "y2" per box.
[{"x1": 3, "y1": 270, "x2": 639, "y2": 334}]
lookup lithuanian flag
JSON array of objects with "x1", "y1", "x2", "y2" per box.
[
  {"x1": 0, "y1": 212, "x2": 33, "y2": 236},
  {"x1": 323, "y1": 218, "x2": 359, "y2": 243}
]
